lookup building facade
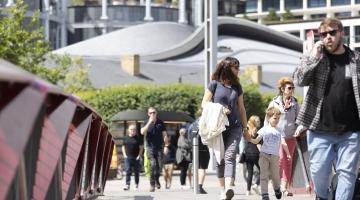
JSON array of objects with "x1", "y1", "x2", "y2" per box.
[{"x1": 239, "y1": 0, "x2": 360, "y2": 51}]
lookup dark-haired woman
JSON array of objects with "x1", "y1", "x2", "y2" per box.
[{"x1": 201, "y1": 57, "x2": 250, "y2": 200}]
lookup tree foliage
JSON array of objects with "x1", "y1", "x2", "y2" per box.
[
  {"x1": 76, "y1": 83, "x2": 275, "y2": 124},
  {"x1": 0, "y1": 0, "x2": 50, "y2": 72},
  {"x1": 0, "y1": 0, "x2": 93, "y2": 93},
  {"x1": 263, "y1": 8, "x2": 280, "y2": 23},
  {"x1": 282, "y1": 9, "x2": 294, "y2": 21}
]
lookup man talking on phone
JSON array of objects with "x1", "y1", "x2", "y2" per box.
[{"x1": 293, "y1": 17, "x2": 360, "y2": 200}]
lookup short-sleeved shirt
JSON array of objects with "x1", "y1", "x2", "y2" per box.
[
  {"x1": 317, "y1": 49, "x2": 360, "y2": 132},
  {"x1": 208, "y1": 80, "x2": 243, "y2": 127},
  {"x1": 257, "y1": 126, "x2": 283, "y2": 156},
  {"x1": 143, "y1": 119, "x2": 166, "y2": 149},
  {"x1": 123, "y1": 136, "x2": 143, "y2": 158}
]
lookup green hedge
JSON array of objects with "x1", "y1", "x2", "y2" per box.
[{"x1": 77, "y1": 84, "x2": 278, "y2": 124}]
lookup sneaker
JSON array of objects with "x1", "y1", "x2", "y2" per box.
[
  {"x1": 149, "y1": 186, "x2": 155, "y2": 192},
  {"x1": 225, "y1": 188, "x2": 234, "y2": 200},
  {"x1": 155, "y1": 180, "x2": 161, "y2": 189},
  {"x1": 246, "y1": 190, "x2": 251, "y2": 196},
  {"x1": 274, "y1": 188, "x2": 282, "y2": 199},
  {"x1": 282, "y1": 190, "x2": 293, "y2": 196},
  {"x1": 252, "y1": 184, "x2": 260, "y2": 195},
  {"x1": 123, "y1": 185, "x2": 130, "y2": 191},
  {"x1": 133, "y1": 184, "x2": 139, "y2": 191},
  {"x1": 262, "y1": 193, "x2": 270, "y2": 200},
  {"x1": 199, "y1": 187, "x2": 207, "y2": 194}
]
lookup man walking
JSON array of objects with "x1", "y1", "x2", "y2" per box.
[
  {"x1": 141, "y1": 107, "x2": 168, "y2": 192},
  {"x1": 122, "y1": 124, "x2": 143, "y2": 191},
  {"x1": 293, "y1": 17, "x2": 360, "y2": 200}
]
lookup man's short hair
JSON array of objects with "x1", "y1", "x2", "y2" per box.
[{"x1": 319, "y1": 17, "x2": 343, "y2": 31}]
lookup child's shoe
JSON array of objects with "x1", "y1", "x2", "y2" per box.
[{"x1": 274, "y1": 188, "x2": 282, "y2": 199}]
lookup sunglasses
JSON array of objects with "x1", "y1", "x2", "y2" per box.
[
  {"x1": 319, "y1": 30, "x2": 338, "y2": 38},
  {"x1": 286, "y1": 86, "x2": 295, "y2": 90},
  {"x1": 232, "y1": 66, "x2": 240, "y2": 70}
]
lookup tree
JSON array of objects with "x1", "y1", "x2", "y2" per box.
[
  {"x1": 0, "y1": 0, "x2": 93, "y2": 93},
  {"x1": 263, "y1": 8, "x2": 280, "y2": 23},
  {"x1": 282, "y1": 9, "x2": 294, "y2": 21},
  {"x1": 0, "y1": 0, "x2": 50, "y2": 73}
]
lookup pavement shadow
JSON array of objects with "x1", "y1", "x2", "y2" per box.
[{"x1": 134, "y1": 196, "x2": 154, "y2": 200}]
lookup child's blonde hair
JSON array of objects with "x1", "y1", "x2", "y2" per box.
[
  {"x1": 247, "y1": 115, "x2": 260, "y2": 137},
  {"x1": 265, "y1": 107, "x2": 281, "y2": 120}
]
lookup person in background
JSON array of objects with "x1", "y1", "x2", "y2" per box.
[
  {"x1": 201, "y1": 57, "x2": 250, "y2": 200},
  {"x1": 188, "y1": 109, "x2": 210, "y2": 194},
  {"x1": 176, "y1": 128, "x2": 192, "y2": 189},
  {"x1": 244, "y1": 115, "x2": 261, "y2": 196},
  {"x1": 250, "y1": 107, "x2": 291, "y2": 200},
  {"x1": 122, "y1": 124, "x2": 144, "y2": 191},
  {"x1": 141, "y1": 107, "x2": 169, "y2": 192},
  {"x1": 293, "y1": 17, "x2": 360, "y2": 200},
  {"x1": 266, "y1": 77, "x2": 300, "y2": 196},
  {"x1": 163, "y1": 135, "x2": 176, "y2": 189}
]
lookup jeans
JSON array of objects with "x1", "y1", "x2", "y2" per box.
[
  {"x1": 146, "y1": 147, "x2": 163, "y2": 186},
  {"x1": 124, "y1": 157, "x2": 140, "y2": 185},
  {"x1": 307, "y1": 130, "x2": 360, "y2": 200}
]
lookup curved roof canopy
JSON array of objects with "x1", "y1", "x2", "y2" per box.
[{"x1": 111, "y1": 110, "x2": 194, "y2": 124}]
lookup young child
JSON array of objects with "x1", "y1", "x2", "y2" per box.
[{"x1": 250, "y1": 107, "x2": 291, "y2": 200}]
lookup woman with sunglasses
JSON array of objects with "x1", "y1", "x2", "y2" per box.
[
  {"x1": 201, "y1": 57, "x2": 250, "y2": 200},
  {"x1": 265, "y1": 77, "x2": 300, "y2": 196}
]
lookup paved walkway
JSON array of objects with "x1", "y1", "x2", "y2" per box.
[{"x1": 98, "y1": 165, "x2": 315, "y2": 200}]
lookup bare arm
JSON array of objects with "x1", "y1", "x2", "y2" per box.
[
  {"x1": 122, "y1": 145, "x2": 127, "y2": 158},
  {"x1": 140, "y1": 120, "x2": 152, "y2": 136},
  {"x1": 281, "y1": 138, "x2": 291, "y2": 159},
  {"x1": 201, "y1": 89, "x2": 213, "y2": 108},
  {"x1": 162, "y1": 130, "x2": 169, "y2": 144},
  {"x1": 238, "y1": 94, "x2": 250, "y2": 140},
  {"x1": 250, "y1": 134, "x2": 263, "y2": 144},
  {"x1": 137, "y1": 145, "x2": 144, "y2": 160}
]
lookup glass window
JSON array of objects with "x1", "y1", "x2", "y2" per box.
[
  {"x1": 288, "y1": 31, "x2": 300, "y2": 38},
  {"x1": 335, "y1": 12, "x2": 351, "y2": 18},
  {"x1": 357, "y1": 0, "x2": 360, "y2": 3},
  {"x1": 262, "y1": 0, "x2": 280, "y2": 11},
  {"x1": 343, "y1": 26, "x2": 350, "y2": 46},
  {"x1": 246, "y1": 0, "x2": 257, "y2": 13},
  {"x1": 285, "y1": 0, "x2": 302, "y2": 9},
  {"x1": 308, "y1": 0, "x2": 326, "y2": 8},
  {"x1": 331, "y1": 0, "x2": 350, "y2": 6},
  {"x1": 311, "y1": 13, "x2": 327, "y2": 20},
  {"x1": 356, "y1": 26, "x2": 360, "y2": 43}
]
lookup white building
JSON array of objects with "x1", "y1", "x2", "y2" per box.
[{"x1": 237, "y1": 0, "x2": 360, "y2": 51}]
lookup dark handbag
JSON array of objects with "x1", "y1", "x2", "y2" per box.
[{"x1": 239, "y1": 152, "x2": 246, "y2": 164}]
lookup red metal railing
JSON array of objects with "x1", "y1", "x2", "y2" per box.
[{"x1": 0, "y1": 60, "x2": 114, "y2": 200}]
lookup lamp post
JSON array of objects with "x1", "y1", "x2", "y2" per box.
[{"x1": 178, "y1": 72, "x2": 197, "y2": 83}]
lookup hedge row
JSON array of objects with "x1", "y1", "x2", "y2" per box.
[{"x1": 76, "y1": 84, "x2": 279, "y2": 124}]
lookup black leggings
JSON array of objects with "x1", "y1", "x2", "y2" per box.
[
  {"x1": 178, "y1": 160, "x2": 190, "y2": 185},
  {"x1": 246, "y1": 159, "x2": 260, "y2": 191}
]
